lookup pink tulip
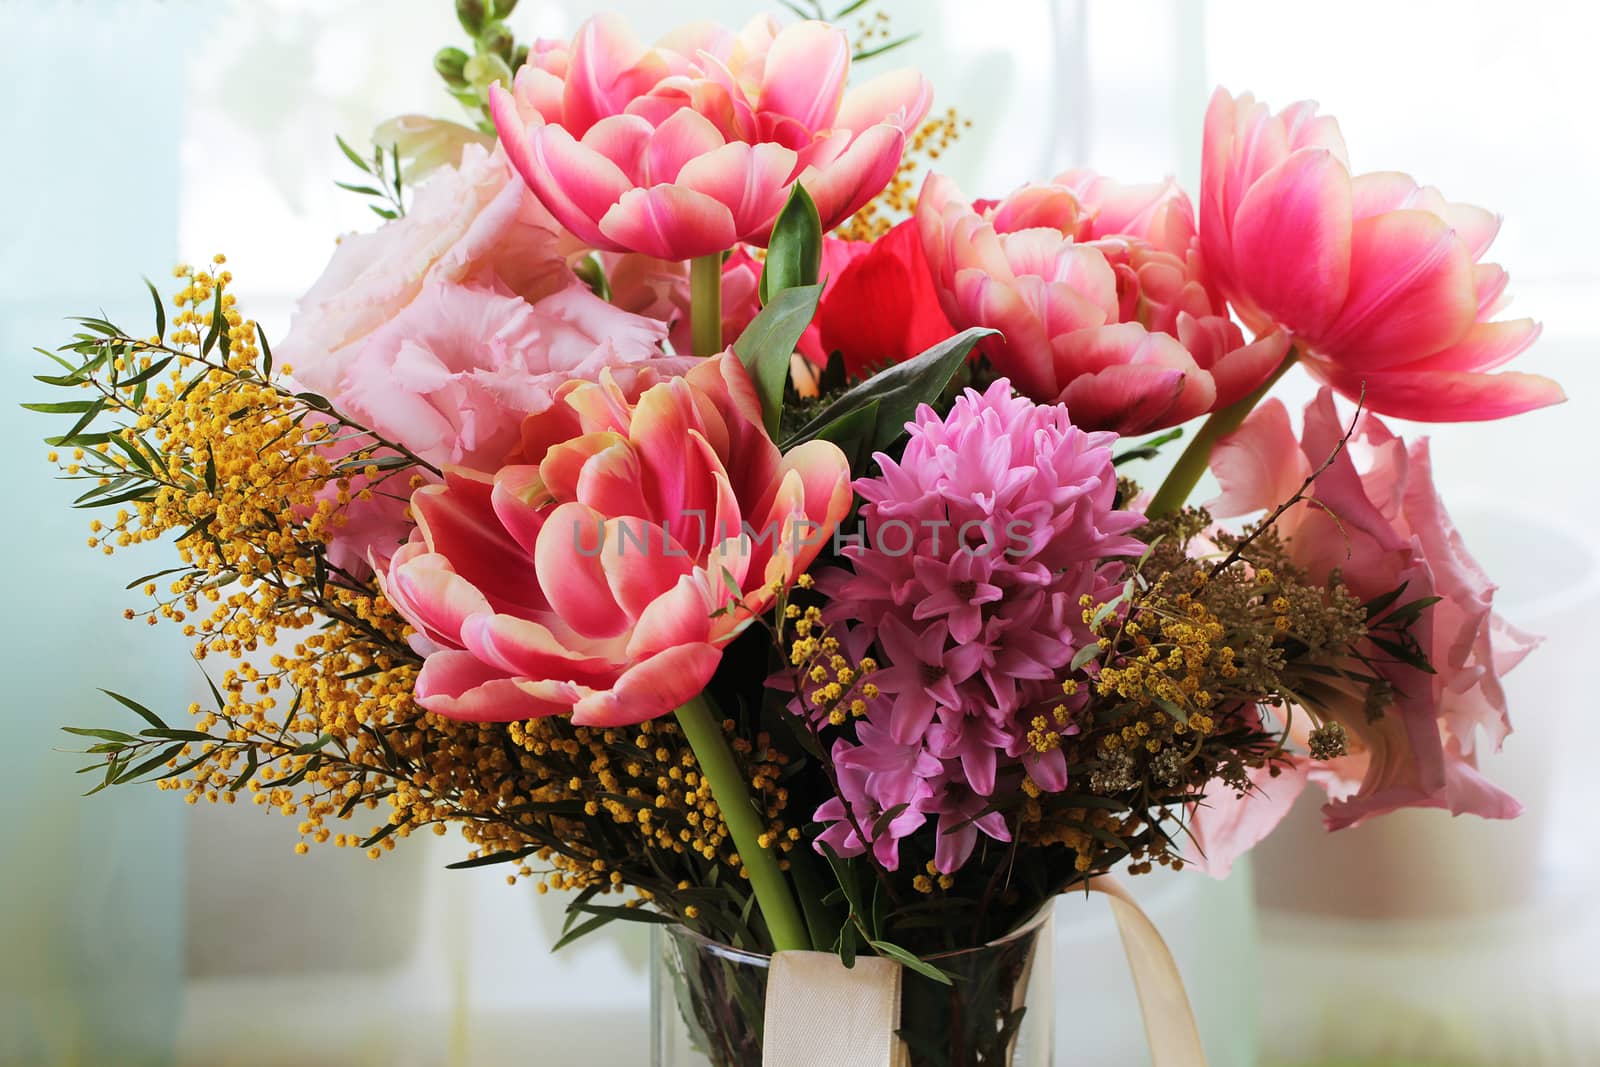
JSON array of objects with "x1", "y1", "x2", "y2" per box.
[
  {"x1": 489, "y1": 14, "x2": 931, "y2": 261},
  {"x1": 1188, "y1": 388, "x2": 1532, "y2": 872},
  {"x1": 381, "y1": 353, "x2": 853, "y2": 727},
  {"x1": 917, "y1": 171, "x2": 1288, "y2": 433},
  {"x1": 1200, "y1": 88, "x2": 1564, "y2": 421}
]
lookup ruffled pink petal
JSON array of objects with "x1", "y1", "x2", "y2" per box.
[
  {"x1": 489, "y1": 466, "x2": 553, "y2": 558},
  {"x1": 1313, "y1": 209, "x2": 1477, "y2": 370},
  {"x1": 1229, "y1": 148, "x2": 1354, "y2": 337},
  {"x1": 800, "y1": 124, "x2": 906, "y2": 231},
  {"x1": 571, "y1": 642, "x2": 724, "y2": 726},
  {"x1": 758, "y1": 20, "x2": 851, "y2": 132},
  {"x1": 598, "y1": 183, "x2": 739, "y2": 261}
]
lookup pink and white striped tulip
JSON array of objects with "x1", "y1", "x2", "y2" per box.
[
  {"x1": 381, "y1": 353, "x2": 853, "y2": 727},
  {"x1": 489, "y1": 14, "x2": 931, "y2": 261},
  {"x1": 1200, "y1": 88, "x2": 1564, "y2": 422},
  {"x1": 917, "y1": 171, "x2": 1288, "y2": 434}
]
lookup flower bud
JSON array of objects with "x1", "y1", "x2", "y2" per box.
[
  {"x1": 463, "y1": 51, "x2": 514, "y2": 93},
  {"x1": 433, "y1": 46, "x2": 470, "y2": 88},
  {"x1": 479, "y1": 20, "x2": 515, "y2": 64},
  {"x1": 455, "y1": 0, "x2": 488, "y2": 35},
  {"x1": 492, "y1": 0, "x2": 519, "y2": 16}
]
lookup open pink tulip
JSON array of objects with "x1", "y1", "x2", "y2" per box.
[
  {"x1": 917, "y1": 171, "x2": 1288, "y2": 433},
  {"x1": 381, "y1": 353, "x2": 853, "y2": 726},
  {"x1": 489, "y1": 14, "x2": 931, "y2": 261},
  {"x1": 1200, "y1": 88, "x2": 1564, "y2": 421},
  {"x1": 1187, "y1": 387, "x2": 1532, "y2": 872}
]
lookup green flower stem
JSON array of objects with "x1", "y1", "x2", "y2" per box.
[
  {"x1": 690, "y1": 253, "x2": 724, "y2": 357},
  {"x1": 674, "y1": 693, "x2": 811, "y2": 953},
  {"x1": 1146, "y1": 349, "x2": 1299, "y2": 518}
]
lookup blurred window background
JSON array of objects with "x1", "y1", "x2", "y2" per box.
[{"x1": 3, "y1": 2, "x2": 1594, "y2": 1064}]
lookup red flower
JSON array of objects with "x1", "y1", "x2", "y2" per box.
[{"x1": 816, "y1": 219, "x2": 955, "y2": 378}]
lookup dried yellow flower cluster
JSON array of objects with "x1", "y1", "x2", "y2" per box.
[
  {"x1": 838, "y1": 107, "x2": 969, "y2": 241},
  {"x1": 47, "y1": 269, "x2": 785, "y2": 920}
]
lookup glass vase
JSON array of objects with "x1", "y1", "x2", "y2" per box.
[{"x1": 651, "y1": 909, "x2": 1055, "y2": 1066}]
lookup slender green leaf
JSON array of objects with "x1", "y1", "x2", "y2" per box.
[
  {"x1": 145, "y1": 277, "x2": 166, "y2": 342},
  {"x1": 100, "y1": 689, "x2": 166, "y2": 731},
  {"x1": 731, "y1": 283, "x2": 824, "y2": 437},
  {"x1": 868, "y1": 939, "x2": 953, "y2": 985},
  {"x1": 759, "y1": 185, "x2": 822, "y2": 304}
]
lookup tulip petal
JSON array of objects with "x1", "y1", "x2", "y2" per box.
[
  {"x1": 1058, "y1": 362, "x2": 1188, "y2": 435},
  {"x1": 674, "y1": 140, "x2": 800, "y2": 239},
  {"x1": 1401, "y1": 318, "x2": 1541, "y2": 375},
  {"x1": 415, "y1": 651, "x2": 578, "y2": 721},
  {"x1": 642, "y1": 106, "x2": 728, "y2": 185},
  {"x1": 412, "y1": 472, "x2": 547, "y2": 615},
  {"x1": 800, "y1": 124, "x2": 906, "y2": 231},
  {"x1": 1314, "y1": 209, "x2": 1477, "y2": 370},
  {"x1": 534, "y1": 501, "x2": 631, "y2": 638},
  {"x1": 759, "y1": 20, "x2": 850, "y2": 132},
  {"x1": 459, "y1": 612, "x2": 620, "y2": 681},
  {"x1": 836, "y1": 67, "x2": 933, "y2": 134},
  {"x1": 598, "y1": 183, "x2": 738, "y2": 261},
  {"x1": 1306, "y1": 360, "x2": 1567, "y2": 422},
  {"x1": 571, "y1": 642, "x2": 724, "y2": 726},
  {"x1": 1229, "y1": 148, "x2": 1353, "y2": 337}
]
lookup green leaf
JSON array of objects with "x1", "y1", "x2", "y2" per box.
[
  {"x1": 550, "y1": 912, "x2": 617, "y2": 952},
  {"x1": 868, "y1": 939, "x2": 953, "y2": 985},
  {"x1": 759, "y1": 185, "x2": 822, "y2": 305},
  {"x1": 336, "y1": 134, "x2": 372, "y2": 173},
  {"x1": 113, "y1": 743, "x2": 188, "y2": 785},
  {"x1": 731, "y1": 283, "x2": 824, "y2": 437},
  {"x1": 1113, "y1": 427, "x2": 1183, "y2": 466},
  {"x1": 62, "y1": 726, "x2": 138, "y2": 743},
  {"x1": 1070, "y1": 642, "x2": 1102, "y2": 671},
  {"x1": 335, "y1": 181, "x2": 385, "y2": 197},
  {"x1": 22, "y1": 400, "x2": 100, "y2": 414},
  {"x1": 852, "y1": 33, "x2": 919, "y2": 63},
  {"x1": 100, "y1": 689, "x2": 167, "y2": 731},
  {"x1": 1383, "y1": 595, "x2": 1443, "y2": 628},
  {"x1": 117, "y1": 356, "x2": 174, "y2": 389},
  {"x1": 229, "y1": 747, "x2": 259, "y2": 791},
  {"x1": 782, "y1": 327, "x2": 994, "y2": 454},
  {"x1": 144, "y1": 277, "x2": 166, "y2": 343},
  {"x1": 444, "y1": 847, "x2": 535, "y2": 870},
  {"x1": 258, "y1": 326, "x2": 274, "y2": 377}
]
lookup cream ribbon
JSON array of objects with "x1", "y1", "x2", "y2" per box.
[{"x1": 761, "y1": 875, "x2": 1207, "y2": 1066}]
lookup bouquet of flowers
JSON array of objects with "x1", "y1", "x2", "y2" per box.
[{"x1": 34, "y1": 2, "x2": 1562, "y2": 1064}]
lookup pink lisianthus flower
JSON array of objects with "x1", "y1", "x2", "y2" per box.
[
  {"x1": 917, "y1": 171, "x2": 1288, "y2": 434},
  {"x1": 812, "y1": 381, "x2": 1145, "y2": 872},
  {"x1": 489, "y1": 14, "x2": 931, "y2": 261},
  {"x1": 1188, "y1": 387, "x2": 1535, "y2": 875},
  {"x1": 279, "y1": 143, "x2": 572, "y2": 393},
  {"x1": 333, "y1": 281, "x2": 677, "y2": 471},
  {"x1": 1199, "y1": 88, "x2": 1563, "y2": 422},
  {"x1": 380, "y1": 353, "x2": 852, "y2": 727}
]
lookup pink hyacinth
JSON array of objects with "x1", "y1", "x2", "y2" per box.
[
  {"x1": 490, "y1": 14, "x2": 931, "y2": 261},
  {"x1": 917, "y1": 171, "x2": 1288, "y2": 434},
  {"x1": 813, "y1": 381, "x2": 1145, "y2": 872},
  {"x1": 1187, "y1": 388, "x2": 1534, "y2": 876},
  {"x1": 1199, "y1": 88, "x2": 1564, "y2": 422},
  {"x1": 381, "y1": 353, "x2": 852, "y2": 727}
]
